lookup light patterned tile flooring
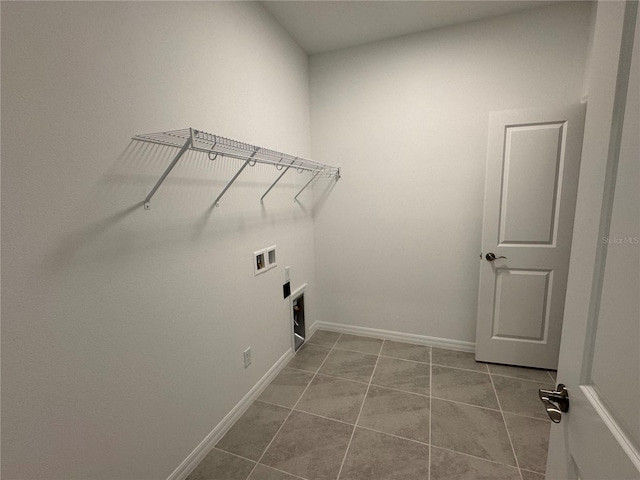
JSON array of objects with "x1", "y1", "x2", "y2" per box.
[{"x1": 187, "y1": 330, "x2": 556, "y2": 480}]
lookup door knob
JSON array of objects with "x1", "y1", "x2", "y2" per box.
[
  {"x1": 539, "y1": 384, "x2": 569, "y2": 423},
  {"x1": 486, "y1": 252, "x2": 507, "y2": 261}
]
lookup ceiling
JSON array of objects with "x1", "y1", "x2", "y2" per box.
[{"x1": 262, "y1": 1, "x2": 565, "y2": 55}]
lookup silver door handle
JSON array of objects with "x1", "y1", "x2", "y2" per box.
[
  {"x1": 486, "y1": 252, "x2": 507, "y2": 261},
  {"x1": 539, "y1": 384, "x2": 569, "y2": 423}
]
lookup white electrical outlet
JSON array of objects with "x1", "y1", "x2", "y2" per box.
[
  {"x1": 243, "y1": 347, "x2": 252, "y2": 368},
  {"x1": 285, "y1": 266, "x2": 290, "y2": 281}
]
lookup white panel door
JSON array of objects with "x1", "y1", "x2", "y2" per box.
[
  {"x1": 547, "y1": 2, "x2": 640, "y2": 478},
  {"x1": 475, "y1": 104, "x2": 585, "y2": 369}
]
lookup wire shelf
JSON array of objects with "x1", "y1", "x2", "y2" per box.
[
  {"x1": 132, "y1": 127, "x2": 340, "y2": 209},
  {"x1": 133, "y1": 128, "x2": 340, "y2": 176}
]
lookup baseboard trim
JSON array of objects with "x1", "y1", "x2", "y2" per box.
[
  {"x1": 314, "y1": 321, "x2": 475, "y2": 353},
  {"x1": 167, "y1": 348, "x2": 294, "y2": 480},
  {"x1": 307, "y1": 321, "x2": 319, "y2": 339}
]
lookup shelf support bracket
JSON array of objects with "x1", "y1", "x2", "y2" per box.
[
  {"x1": 260, "y1": 161, "x2": 296, "y2": 204},
  {"x1": 294, "y1": 170, "x2": 322, "y2": 202},
  {"x1": 143, "y1": 134, "x2": 193, "y2": 210},
  {"x1": 213, "y1": 148, "x2": 259, "y2": 207}
]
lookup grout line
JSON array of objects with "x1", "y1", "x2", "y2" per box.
[
  {"x1": 489, "y1": 372, "x2": 524, "y2": 480},
  {"x1": 335, "y1": 339, "x2": 383, "y2": 479},
  {"x1": 306, "y1": 341, "x2": 335, "y2": 348},
  {"x1": 547, "y1": 370, "x2": 557, "y2": 383},
  {"x1": 283, "y1": 367, "x2": 371, "y2": 386},
  {"x1": 500, "y1": 409, "x2": 553, "y2": 423},
  {"x1": 291, "y1": 408, "x2": 356, "y2": 427},
  {"x1": 369, "y1": 383, "x2": 430, "y2": 398},
  {"x1": 245, "y1": 333, "x2": 343, "y2": 480},
  {"x1": 428, "y1": 395, "x2": 551, "y2": 423},
  {"x1": 435, "y1": 361, "x2": 555, "y2": 384},
  {"x1": 284, "y1": 365, "x2": 324, "y2": 375},
  {"x1": 312, "y1": 371, "x2": 370, "y2": 385},
  {"x1": 253, "y1": 399, "x2": 297, "y2": 410},
  {"x1": 378, "y1": 353, "x2": 430, "y2": 365},
  {"x1": 212, "y1": 446, "x2": 258, "y2": 465},
  {"x1": 521, "y1": 467, "x2": 547, "y2": 476},
  {"x1": 253, "y1": 463, "x2": 309, "y2": 480},
  {"x1": 356, "y1": 424, "x2": 430, "y2": 447},
  {"x1": 490, "y1": 372, "x2": 556, "y2": 385},
  {"x1": 375, "y1": 338, "x2": 384, "y2": 356},
  {"x1": 430, "y1": 445, "x2": 522, "y2": 471},
  {"x1": 306, "y1": 336, "x2": 340, "y2": 349},
  {"x1": 331, "y1": 345, "x2": 382, "y2": 356},
  {"x1": 428, "y1": 345, "x2": 433, "y2": 480},
  {"x1": 429, "y1": 395, "x2": 501, "y2": 414},
  {"x1": 431, "y1": 362, "x2": 490, "y2": 374}
]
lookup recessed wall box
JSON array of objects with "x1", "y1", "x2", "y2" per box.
[
  {"x1": 266, "y1": 245, "x2": 277, "y2": 269},
  {"x1": 254, "y1": 249, "x2": 267, "y2": 276},
  {"x1": 254, "y1": 245, "x2": 277, "y2": 276}
]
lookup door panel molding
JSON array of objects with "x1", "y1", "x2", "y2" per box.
[
  {"x1": 498, "y1": 121, "x2": 567, "y2": 246},
  {"x1": 491, "y1": 268, "x2": 552, "y2": 343}
]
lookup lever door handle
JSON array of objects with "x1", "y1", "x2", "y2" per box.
[
  {"x1": 539, "y1": 384, "x2": 569, "y2": 423},
  {"x1": 486, "y1": 252, "x2": 507, "y2": 261},
  {"x1": 539, "y1": 396, "x2": 563, "y2": 423}
]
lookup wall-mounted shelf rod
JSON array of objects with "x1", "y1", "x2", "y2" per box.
[
  {"x1": 142, "y1": 136, "x2": 192, "y2": 210},
  {"x1": 260, "y1": 159, "x2": 296, "y2": 203},
  {"x1": 294, "y1": 170, "x2": 322, "y2": 202},
  {"x1": 213, "y1": 148, "x2": 258, "y2": 207},
  {"x1": 132, "y1": 128, "x2": 340, "y2": 209}
]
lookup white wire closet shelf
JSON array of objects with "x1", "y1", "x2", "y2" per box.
[{"x1": 133, "y1": 128, "x2": 340, "y2": 209}]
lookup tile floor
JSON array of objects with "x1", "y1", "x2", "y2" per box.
[{"x1": 187, "y1": 331, "x2": 556, "y2": 480}]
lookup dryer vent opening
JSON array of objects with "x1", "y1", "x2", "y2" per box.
[{"x1": 293, "y1": 293, "x2": 305, "y2": 351}]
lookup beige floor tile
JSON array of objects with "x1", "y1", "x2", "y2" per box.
[
  {"x1": 186, "y1": 448, "x2": 255, "y2": 480},
  {"x1": 357, "y1": 385, "x2": 429, "y2": 443},
  {"x1": 505, "y1": 413, "x2": 551, "y2": 473},
  {"x1": 432, "y1": 348, "x2": 489, "y2": 372},
  {"x1": 431, "y1": 398, "x2": 516, "y2": 466},
  {"x1": 339, "y1": 428, "x2": 429, "y2": 480},
  {"x1": 318, "y1": 349, "x2": 377, "y2": 383},
  {"x1": 261, "y1": 411, "x2": 353, "y2": 480},
  {"x1": 380, "y1": 340, "x2": 430, "y2": 363},
  {"x1": 295, "y1": 374, "x2": 367, "y2": 423},
  {"x1": 371, "y1": 356, "x2": 430, "y2": 396},
  {"x1": 258, "y1": 369, "x2": 314, "y2": 408},
  {"x1": 306, "y1": 330, "x2": 341, "y2": 348},
  {"x1": 430, "y1": 447, "x2": 520, "y2": 480},
  {"x1": 432, "y1": 365, "x2": 498, "y2": 409},
  {"x1": 335, "y1": 334, "x2": 383, "y2": 355},
  {"x1": 216, "y1": 401, "x2": 290, "y2": 461}
]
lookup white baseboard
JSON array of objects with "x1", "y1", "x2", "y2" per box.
[
  {"x1": 314, "y1": 321, "x2": 475, "y2": 353},
  {"x1": 167, "y1": 348, "x2": 294, "y2": 480},
  {"x1": 307, "y1": 321, "x2": 319, "y2": 339}
]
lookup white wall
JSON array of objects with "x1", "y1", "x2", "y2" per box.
[
  {"x1": 1, "y1": 2, "x2": 315, "y2": 478},
  {"x1": 310, "y1": 2, "x2": 593, "y2": 343}
]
